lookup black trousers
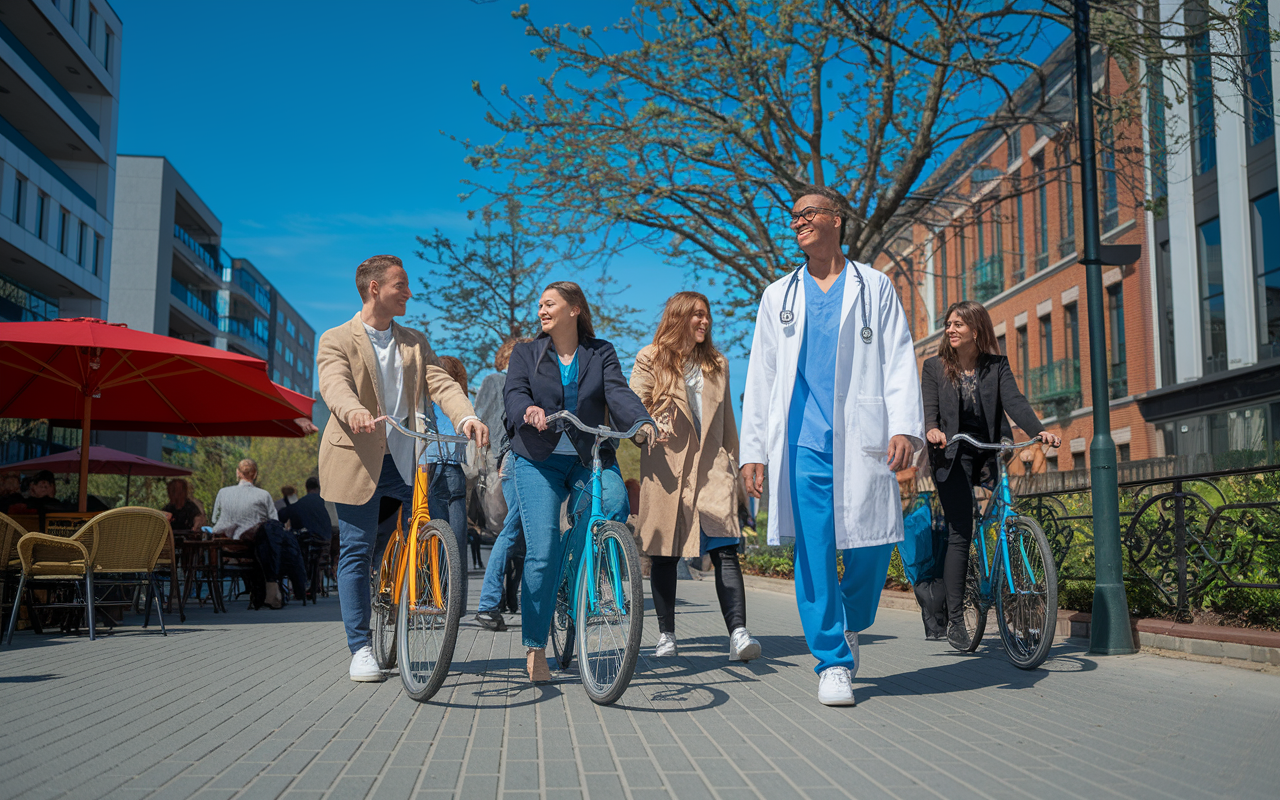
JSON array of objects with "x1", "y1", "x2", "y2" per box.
[
  {"x1": 936, "y1": 452, "x2": 986, "y2": 626},
  {"x1": 649, "y1": 545, "x2": 747, "y2": 635}
]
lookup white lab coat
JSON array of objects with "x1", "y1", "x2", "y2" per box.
[{"x1": 740, "y1": 261, "x2": 924, "y2": 549}]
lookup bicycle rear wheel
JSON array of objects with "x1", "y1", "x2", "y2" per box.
[
  {"x1": 575, "y1": 521, "x2": 643, "y2": 705},
  {"x1": 397, "y1": 519, "x2": 463, "y2": 701},
  {"x1": 993, "y1": 516, "x2": 1058, "y2": 670},
  {"x1": 371, "y1": 533, "x2": 402, "y2": 670},
  {"x1": 550, "y1": 568, "x2": 576, "y2": 671},
  {"x1": 957, "y1": 535, "x2": 988, "y2": 652}
]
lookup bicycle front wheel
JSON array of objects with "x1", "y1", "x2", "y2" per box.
[
  {"x1": 371, "y1": 533, "x2": 402, "y2": 670},
  {"x1": 575, "y1": 521, "x2": 643, "y2": 705},
  {"x1": 993, "y1": 516, "x2": 1058, "y2": 670},
  {"x1": 397, "y1": 519, "x2": 463, "y2": 701},
  {"x1": 550, "y1": 568, "x2": 576, "y2": 671}
]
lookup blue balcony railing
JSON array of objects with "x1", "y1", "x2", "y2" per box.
[
  {"x1": 229, "y1": 268, "x2": 271, "y2": 310},
  {"x1": 174, "y1": 225, "x2": 220, "y2": 274},
  {"x1": 219, "y1": 315, "x2": 269, "y2": 351},
  {"x1": 170, "y1": 278, "x2": 216, "y2": 326}
]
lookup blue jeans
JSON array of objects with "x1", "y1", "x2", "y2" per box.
[
  {"x1": 478, "y1": 453, "x2": 523, "y2": 612},
  {"x1": 428, "y1": 461, "x2": 469, "y2": 611},
  {"x1": 790, "y1": 445, "x2": 894, "y2": 673},
  {"x1": 512, "y1": 452, "x2": 627, "y2": 648},
  {"x1": 336, "y1": 455, "x2": 412, "y2": 654}
]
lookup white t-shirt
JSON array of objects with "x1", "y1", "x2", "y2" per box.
[{"x1": 364, "y1": 322, "x2": 414, "y2": 485}]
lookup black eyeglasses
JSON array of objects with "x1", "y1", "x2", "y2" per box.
[{"x1": 787, "y1": 206, "x2": 839, "y2": 224}]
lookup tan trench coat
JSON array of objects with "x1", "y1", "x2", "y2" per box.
[
  {"x1": 629, "y1": 345, "x2": 741, "y2": 558},
  {"x1": 316, "y1": 313, "x2": 475, "y2": 506}
]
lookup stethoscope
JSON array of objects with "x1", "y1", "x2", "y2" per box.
[{"x1": 779, "y1": 261, "x2": 874, "y2": 344}]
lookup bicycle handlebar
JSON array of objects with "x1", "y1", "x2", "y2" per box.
[
  {"x1": 949, "y1": 433, "x2": 1041, "y2": 451},
  {"x1": 544, "y1": 410, "x2": 655, "y2": 441},
  {"x1": 376, "y1": 414, "x2": 472, "y2": 445}
]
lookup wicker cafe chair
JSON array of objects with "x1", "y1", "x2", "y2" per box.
[
  {"x1": 0, "y1": 513, "x2": 30, "y2": 637},
  {"x1": 83, "y1": 508, "x2": 172, "y2": 636},
  {"x1": 4, "y1": 519, "x2": 100, "y2": 644}
]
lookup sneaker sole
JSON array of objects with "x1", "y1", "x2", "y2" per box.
[
  {"x1": 819, "y1": 695, "x2": 856, "y2": 706},
  {"x1": 730, "y1": 642, "x2": 761, "y2": 661},
  {"x1": 349, "y1": 673, "x2": 385, "y2": 682}
]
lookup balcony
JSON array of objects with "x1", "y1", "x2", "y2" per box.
[
  {"x1": 1108, "y1": 362, "x2": 1128, "y2": 400},
  {"x1": 219, "y1": 315, "x2": 269, "y2": 356},
  {"x1": 1026, "y1": 358, "x2": 1082, "y2": 418},
  {"x1": 171, "y1": 278, "x2": 216, "y2": 327},
  {"x1": 967, "y1": 255, "x2": 1004, "y2": 303},
  {"x1": 225, "y1": 267, "x2": 271, "y2": 311},
  {"x1": 0, "y1": 20, "x2": 100, "y2": 139},
  {"x1": 174, "y1": 225, "x2": 220, "y2": 275}
]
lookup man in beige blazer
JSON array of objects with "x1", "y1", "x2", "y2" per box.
[{"x1": 317, "y1": 254, "x2": 488, "y2": 682}]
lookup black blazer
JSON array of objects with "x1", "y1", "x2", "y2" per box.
[
  {"x1": 503, "y1": 335, "x2": 650, "y2": 466},
  {"x1": 921, "y1": 354, "x2": 1045, "y2": 482}
]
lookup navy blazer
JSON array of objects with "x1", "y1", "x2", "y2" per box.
[
  {"x1": 921, "y1": 354, "x2": 1045, "y2": 483},
  {"x1": 503, "y1": 335, "x2": 650, "y2": 465}
]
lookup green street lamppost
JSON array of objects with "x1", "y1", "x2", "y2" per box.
[{"x1": 1073, "y1": 0, "x2": 1137, "y2": 654}]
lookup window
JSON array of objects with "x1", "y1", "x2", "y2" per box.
[
  {"x1": 1190, "y1": 16, "x2": 1217, "y2": 175},
  {"x1": 1108, "y1": 284, "x2": 1128, "y2": 398},
  {"x1": 285, "y1": 348, "x2": 295, "y2": 366},
  {"x1": 1099, "y1": 108, "x2": 1119, "y2": 231},
  {"x1": 1253, "y1": 191, "x2": 1280, "y2": 360},
  {"x1": 1007, "y1": 128, "x2": 1021, "y2": 164},
  {"x1": 1039, "y1": 314, "x2": 1054, "y2": 367},
  {"x1": 88, "y1": 7, "x2": 97, "y2": 51},
  {"x1": 1033, "y1": 153, "x2": 1049, "y2": 272},
  {"x1": 1243, "y1": 10, "x2": 1274, "y2": 144},
  {"x1": 1058, "y1": 145, "x2": 1075, "y2": 256},
  {"x1": 1064, "y1": 304, "x2": 1080, "y2": 367},
  {"x1": 1015, "y1": 191, "x2": 1026, "y2": 282},
  {"x1": 35, "y1": 193, "x2": 48, "y2": 240},
  {"x1": 282, "y1": 375, "x2": 292, "y2": 391},
  {"x1": 12, "y1": 175, "x2": 25, "y2": 227},
  {"x1": 104, "y1": 28, "x2": 114, "y2": 72},
  {"x1": 957, "y1": 226, "x2": 967, "y2": 300},
  {"x1": 76, "y1": 221, "x2": 88, "y2": 265},
  {"x1": 1156, "y1": 240, "x2": 1176, "y2": 385},
  {"x1": 286, "y1": 318, "x2": 296, "y2": 338},
  {"x1": 1198, "y1": 218, "x2": 1227, "y2": 374},
  {"x1": 1017, "y1": 326, "x2": 1030, "y2": 379},
  {"x1": 938, "y1": 234, "x2": 949, "y2": 326},
  {"x1": 997, "y1": 334, "x2": 1007, "y2": 356},
  {"x1": 276, "y1": 338, "x2": 284, "y2": 355},
  {"x1": 92, "y1": 235, "x2": 102, "y2": 276},
  {"x1": 277, "y1": 309, "x2": 284, "y2": 324},
  {"x1": 57, "y1": 208, "x2": 69, "y2": 254},
  {"x1": 1046, "y1": 451, "x2": 1059, "y2": 472},
  {"x1": 1148, "y1": 60, "x2": 1169, "y2": 206},
  {"x1": 272, "y1": 369, "x2": 281, "y2": 383}
]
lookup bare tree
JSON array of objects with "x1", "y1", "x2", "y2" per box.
[{"x1": 456, "y1": 0, "x2": 1270, "y2": 343}]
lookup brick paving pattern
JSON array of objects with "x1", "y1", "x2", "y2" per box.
[{"x1": 2, "y1": 572, "x2": 1278, "y2": 799}]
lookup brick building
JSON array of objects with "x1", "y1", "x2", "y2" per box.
[{"x1": 875, "y1": 38, "x2": 1158, "y2": 473}]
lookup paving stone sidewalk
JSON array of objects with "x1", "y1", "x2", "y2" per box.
[{"x1": 2, "y1": 570, "x2": 1278, "y2": 800}]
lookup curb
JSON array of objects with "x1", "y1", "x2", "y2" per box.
[{"x1": 738, "y1": 571, "x2": 1280, "y2": 672}]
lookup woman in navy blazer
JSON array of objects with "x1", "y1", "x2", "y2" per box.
[
  {"x1": 921, "y1": 301, "x2": 1059, "y2": 651},
  {"x1": 502, "y1": 280, "x2": 652, "y2": 682}
]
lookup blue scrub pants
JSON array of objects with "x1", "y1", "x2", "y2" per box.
[{"x1": 789, "y1": 445, "x2": 895, "y2": 673}]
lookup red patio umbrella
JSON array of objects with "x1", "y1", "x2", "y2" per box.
[
  {"x1": 0, "y1": 444, "x2": 192, "y2": 504},
  {"x1": 0, "y1": 318, "x2": 312, "y2": 511}
]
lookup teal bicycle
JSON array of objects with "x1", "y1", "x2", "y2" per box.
[
  {"x1": 951, "y1": 433, "x2": 1058, "y2": 670},
  {"x1": 544, "y1": 410, "x2": 653, "y2": 705}
]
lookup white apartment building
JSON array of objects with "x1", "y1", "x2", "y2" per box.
[{"x1": 0, "y1": 0, "x2": 120, "y2": 323}]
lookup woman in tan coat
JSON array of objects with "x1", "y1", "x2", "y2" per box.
[{"x1": 631, "y1": 292, "x2": 761, "y2": 662}]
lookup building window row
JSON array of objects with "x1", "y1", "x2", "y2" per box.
[
  {"x1": 4, "y1": 164, "x2": 102, "y2": 275},
  {"x1": 0, "y1": 274, "x2": 58, "y2": 323},
  {"x1": 52, "y1": 0, "x2": 115, "y2": 73}
]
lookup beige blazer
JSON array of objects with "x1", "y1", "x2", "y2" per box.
[
  {"x1": 629, "y1": 345, "x2": 741, "y2": 558},
  {"x1": 317, "y1": 313, "x2": 475, "y2": 505}
]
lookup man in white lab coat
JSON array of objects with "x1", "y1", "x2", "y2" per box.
[{"x1": 740, "y1": 185, "x2": 924, "y2": 706}]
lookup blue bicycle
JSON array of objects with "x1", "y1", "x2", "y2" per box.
[
  {"x1": 544, "y1": 410, "x2": 653, "y2": 705},
  {"x1": 951, "y1": 433, "x2": 1058, "y2": 670}
]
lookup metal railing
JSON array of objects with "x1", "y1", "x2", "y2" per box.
[
  {"x1": 1108, "y1": 362, "x2": 1128, "y2": 399},
  {"x1": 225, "y1": 267, "x2": 271, "y2": 310},
  {"x1": 174, "y1": 225, "x2": 220, "y2": 274},
  {"x1": 966, "y1": 255, "x2": 1004, "y2": 302},
  {"x1": 170, "y1": 278, "x2": 216, "y2": 326},
  {"x1": 219, "y1": 315, "x2": 269, "y2": 352},
  {"x1": 1025, "y1": 358, "x2": 1081, "y2": 417}
]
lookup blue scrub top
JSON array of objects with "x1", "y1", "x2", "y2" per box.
[{"x1": 791, "y1": 267, "x2": 846, "y2": 453}]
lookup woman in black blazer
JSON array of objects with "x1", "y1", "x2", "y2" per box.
[
  {"x1": 921, "y1": 301, "x2": 1060, "y2": 651},
  {"x1": 502, "y1": 281, "x2": 652, "y2": 682}
]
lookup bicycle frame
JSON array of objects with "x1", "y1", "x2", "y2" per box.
[
  {"x1": 379, "y1": 415, "x2": 472, "y2": 613},
  {"x1": 546, "y1": 411, "x2": 652, "y2": 621},
  {"x1": 956, "y1": 434, "x2": 1041, "y2": 601}
]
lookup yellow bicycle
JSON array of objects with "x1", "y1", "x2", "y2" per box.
[{"x1": 369, "y1": 415, "x2": 472, "y2": 701}]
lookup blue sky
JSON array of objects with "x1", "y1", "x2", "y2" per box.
[{"x1": 113, "y1": 0, "x2": 733, "y2": 394}]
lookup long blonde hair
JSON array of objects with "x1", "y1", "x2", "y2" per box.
[{"x1": 643, "y1": 292, "x2": 723, "y2": 414}]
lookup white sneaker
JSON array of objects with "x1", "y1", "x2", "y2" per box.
[
  {"x1": 728, "y1": 627, "x2": 761, "y2": 661},
  {"x1": 349, "y1": 645, "x2": 384, "y2": 682},
  {"x1": 654, "y1": 632, "x2": 678, "y2": 657},
  {"x1": 844, "y1": 630, "x2": 860, "y2": 679},
  {"x1": 817, "y1": 666, "x2": 855, "y2": 706}
]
